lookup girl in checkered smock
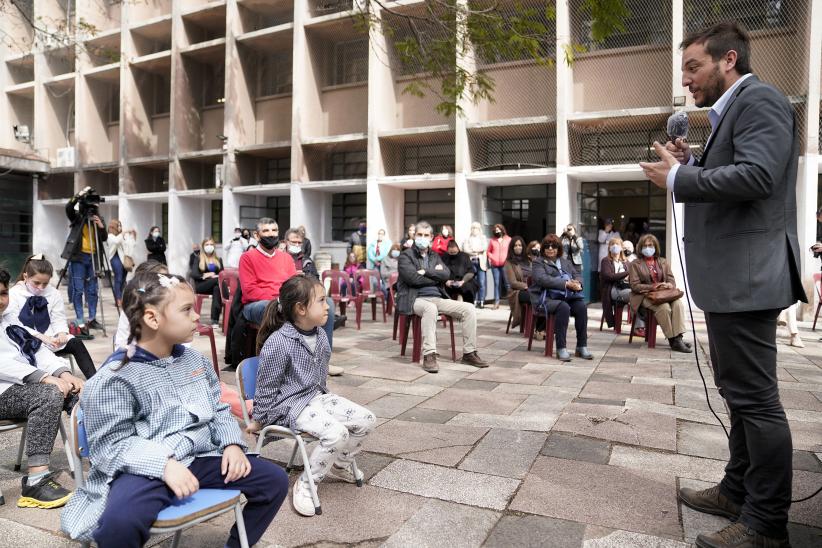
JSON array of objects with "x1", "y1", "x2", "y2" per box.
[
  {"x1": 61, "y1": 272, "x2": 288, "y2": 548},
  {"x1": 250, "y1": 275, "x2": 376, "y2": 517}
]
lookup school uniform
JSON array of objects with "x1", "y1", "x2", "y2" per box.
[{"x1": 60, "y1": 345, "x2": 288, "y2": 548}]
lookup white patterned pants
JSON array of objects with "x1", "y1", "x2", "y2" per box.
[{"x1": 293, "y1": 393, "x2": 376, "y2": 487}]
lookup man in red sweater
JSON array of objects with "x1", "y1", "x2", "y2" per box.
[{"x1": 240, "y1": 218, "x2": 295, "y2": 324}]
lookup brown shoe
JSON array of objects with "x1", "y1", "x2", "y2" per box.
[
  {"x1": 679, "y1": 484, "x2": 742, "y2": 520},
  {"x1": 695, "y1": 522, "x2": 790, "y2": 548},
  {"x1": 460, "y1": 351, "x2": 488, "y2": 368},
  {"x1": 422, "y1": 353, "x2": 439, "y2": 373}
]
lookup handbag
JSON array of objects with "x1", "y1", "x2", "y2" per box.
[
  {"x1": 122, "y1": 255, "x2": 135, "y2": 272},
  {"x1": 647, "y1": 285, "x2": 683, "y2": 305}
]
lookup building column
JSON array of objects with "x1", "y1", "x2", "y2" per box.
[{"x1": 554, "y1": 0, "x2": 573, "y2": 233}]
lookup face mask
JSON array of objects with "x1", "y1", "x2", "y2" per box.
[
  {"x1": 530, "y1": 249, "x2": 540, "y2": 257},
  {"x1": 26, "y1": 281, "x2": 45, "y2": 296},
  {"x1": 359, "y1": 226, "x2": 367, "y2": 233},
  {"x1": 390, "y1": 250, "x2": 400, "y2": 258},
  {"x1": 442, "y1": 229, "x2": 449, "y2": 237},
  {"x1": 259, "y1": 236, "x2": 279, "y2": 250},
  {"x1": 377, "y1": 234, "x2": 384, "y2": 241},
  {"x1": 494, "y1": 231, "x2": 502, "y2": 237},
  {"x1": 151, "y1": 231, "x2": 160, "y2": 239},
  {"x1": 415, "y1": 237, "x2": 431, "y2": 250},
  {"x1": 287, "y1": 244, "x2": 302, "y2": 255},
  {"x1": 641, "y1": 247, "x2": 655, "y2": 258},
  {"x1": 234, "y1": 230, "x2": 241, "y2": 237},
  {"x1": 203, "y1": 245, "x2": 215, "y2": 255},
  {"x1": 610, "y1": 245, "x2": 622, "y2": 255}
]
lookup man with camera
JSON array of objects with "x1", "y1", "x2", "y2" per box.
[{"x1": 61, "y1": 187, "x2": 107, "y2": 338}]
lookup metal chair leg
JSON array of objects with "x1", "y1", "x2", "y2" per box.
[
  {"x1": 295, "y1": 436, "x2": 322, "y2": 515},
  {"x1": 285, "y1": 440, "x2": 299, "y2": 472},
  {"x1": 170, "y1": 531, "x2": 183, "y2": 548},
  {"x1": 14, "y1": 423, "x2": 27, "y2": 471},
  {"x1": 59, "y1": 419, "x2": 75, "y2": 473},
  {"x1": 350, "y1": 460, "x2": 363, "y2": 488},
  {"x1": 235, "y1": 501, "x2": 250, "y2": 548}
]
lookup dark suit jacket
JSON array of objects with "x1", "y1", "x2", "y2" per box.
[
  {"x1": 673, "y1": 75, "x2": 806, "y2": 312},
  {"x1": 396, "y1": 247, "x2": 450, "y2": 315}
]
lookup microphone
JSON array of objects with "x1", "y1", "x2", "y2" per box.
[{"x1": 667, "y1": 111, "x2": 689, "y2": 141}]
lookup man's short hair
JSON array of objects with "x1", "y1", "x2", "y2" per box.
[
  {"x1": 415, "y1": 220, "x2": 433, "y2": 234},
  {"x1": 284, "y1": 228, "x2": 302, "y2": 240},
  {"x1": 257, "y1": 217, "x2": 277, "y2": 231},
  {"x1": 680, "y1": 20, "x2": 752, "y2": 75}
]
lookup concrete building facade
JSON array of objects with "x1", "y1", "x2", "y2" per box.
[{"x1": 1, "y1": 0, "x2": 821, "y2": 308}]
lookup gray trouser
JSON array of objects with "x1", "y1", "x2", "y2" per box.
[
  {"x1": 412, "y1": 297, "x2": 477, "y2": 356},
  {"x1": 0, "y1": 383, "x2": 75, "y2": 467},
  {"x1": 641, "y1": 296, "x2": 687, "y2": 339}
]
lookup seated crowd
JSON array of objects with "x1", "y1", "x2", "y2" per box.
[{"x1": 0, "y1": 215, "x2": 694, "y2": 546}]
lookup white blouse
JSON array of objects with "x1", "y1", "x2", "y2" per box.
[{"x1": 4, "y1": 281, "x2": 73, "y2": 351}]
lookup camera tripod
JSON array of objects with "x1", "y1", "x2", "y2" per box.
[{"x1": 57, "y1": 214, "x2": 120, "y2": 337}]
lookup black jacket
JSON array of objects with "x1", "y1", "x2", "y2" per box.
[
  {"x1": 528, "y1": 257, "x2": 583, "y2": 314},
  {"x1": 441, "y1": 251, "x2": 478, "y2": 295},
  {"x1": 145, "y1": 236, "x2": 167, "y2": 265},
  {"x1": 61, "y1": 198, "x2": 106, "y2": 263},
  {"x1": 396, "y1": 247, "x2": 450, "y2": 315},
  {"x1": 189, "y1": 253, "x2": 224, "y2": 283}
]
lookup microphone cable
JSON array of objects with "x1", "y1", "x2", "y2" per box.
[{"x1": 670, "y1": 191, "x2": 822, "y2": 504}]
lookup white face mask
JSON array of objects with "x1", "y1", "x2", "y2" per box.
[
  {"x1": 151, "y1": 231, "x2": 160, "y2": 238},
  {"x1": 287, "y1": 244, "x2": 302, "y2": 255},
  {"x1": 442, "y1": 229, "x2": 449, "y2": 237},
  {"x1": 641, "y1": 246, "x2": 655, "y2": 258},
  {"x1": 203, "y1": 244, "x2": 215, "y2": 255},
  {"x1": 26, "y1": 281, "x2": 45, "y2": 296},
  {"x1": 610, "y1": 245, "x2": 622, "y2": 255}
]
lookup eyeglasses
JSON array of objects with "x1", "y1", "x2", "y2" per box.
[{"x1": 545, "y1": 243, "x2": 559, "y2": 250}]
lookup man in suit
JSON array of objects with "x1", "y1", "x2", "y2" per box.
[{"x1": 640, "y1": 21, "x2": 805, "y2": 548}]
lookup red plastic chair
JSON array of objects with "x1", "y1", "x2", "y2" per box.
[
  {"x1": 322, "y1": 270, "x2": 353, "y2": 316},
  {"x1": 526, "y1": 306, "x2": 557, "y2": 357},
  {"x1": 354, "y1": 269, "x2": 387, "y2": 329},
  {"x1": 399, "y1": 314, "x2": 457, "y2": 363},
  {"x1": 599, "y1": 303, "x2": 626, "y2": 334},
  {"x1": 813, "y1": 272, "x2": 822, "y2": 330},
  {"x1": 192, "y1": 293, "x2": 220, "y2": 374},
  {"x1": 628, "y1": 307, "x2": 658, "y2": 349},
  {"x1": 389, "y1": 271, "x2": 401, "y2": 340},
  {"x1": 219, "y1": 268, "x2": 240, "y2": 335}
]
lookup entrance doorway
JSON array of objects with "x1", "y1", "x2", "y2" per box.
[{"x1": 486, "y1": 184, "x2": 556, "y2": 243}]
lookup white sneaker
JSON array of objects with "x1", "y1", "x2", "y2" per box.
[
  {"x1": 292, "y1": 481, "x2": 316, "y2": 517},
  {"x1": 328, "y1": 365, "x2": 344, "y2": 376},
  {"x1": 789, "y1": 334, "x2": 805, "y2": 348},
  {"x1": 328, "y1": 464, "x2": 364, "y2": 484}
]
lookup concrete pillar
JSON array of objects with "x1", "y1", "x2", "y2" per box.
[{"x1": 554, "y1": 0, "x2": 573, "y2": 233}]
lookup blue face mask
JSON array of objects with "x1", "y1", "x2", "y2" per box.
[
  {"x1": 641, "y1": 246, "x2": 655, "y2": 258},
  {"x1": 609, "y1": 245, "x2": 622, "y2": 255},
  {"x1": 390, "y1": 250, "x2": 400, "y2": 258},
  {"x1": 415, "y1": 237, "x2": 431, "y2": 250}
]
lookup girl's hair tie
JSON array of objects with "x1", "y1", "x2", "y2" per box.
[
  {"x1": 137, "y1": 287, "x2": 146, "y2": 293},
  {"x1": 158, "y1": 274, "x2": 180, "y2": 288}
]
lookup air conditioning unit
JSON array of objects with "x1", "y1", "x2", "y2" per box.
[
  {"x1": 215, "y1": 163, "x2": 224, "y2": 188},
  {"x1": 56, "y1": 146, "x2": 75, "y2": 168}
]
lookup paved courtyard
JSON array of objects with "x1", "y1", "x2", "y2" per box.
[{"x1": 0, "y1": 299, "x2": 820, "y2": 547}]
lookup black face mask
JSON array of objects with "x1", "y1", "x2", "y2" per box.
[
  {"x1": 529, "y1": 249, "x2": 540, "y2": 257},
  {"x1": 259, "y1": 236, "x2": 279, "y2": 250}
]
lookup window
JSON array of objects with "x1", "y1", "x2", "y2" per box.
[
  {"x1": 202, "y1": 63, "x2": 225, "y2": 106},
  {"x1": 265, "y1": 157, "x2": 291, "y2": 184},
  {"x1": 573, "y1": 125, "x2": 711, "y2": 166},
  {"x1": 329, "y1": 39, "x2": 367, "y2": 86},
  {"x1": 161, "y1": 202, "x2": 169, "y2": 239},
  {"x1": 0, "y1": 172, "x2": 34, "y2": 274},
  {"x1": 260, "y1": 52, "x2": 292, "y2": 96},
  {"x1": 152, "y1": 73, "x2": 170, "y2": 116},
  {"x1": 401, "y1": 144, "x2": 455, "y2": 175},
  {"x1": 684, "y1": 0, "x2": 801, "y2": 33},
  {"x1": 239, "y1": 196, "x2": 290, "y2": 229},
  {"x1": 211, "y1": 200, "x2": 222, "y2": 243},
  {"x1": 331, "y1": 192, "x2": 366, "y2": 241},
  {"x1": 486, "y1": 184, "x2": 555, "y2": 243},
  {"x1": 403, "y1": 189, "x2": 455, "y2": 230},
  {"x1": 108, "y1": 85, "x2": 120, "y2": 124},
  {"x1": 329, "y1": 151, "x2": 367, "y2": 180},
  {"x1": 483, "y1": 137, "x2": 556, "y2": 170}
]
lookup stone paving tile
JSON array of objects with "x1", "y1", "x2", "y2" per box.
[
  {"x1": 609, "y1": 445, "x2": 727, "y2": 484},
  {"x1": 395, "y1": 407, "x2": 460, "y2": 424},
  {"x1": 791, "y1": 470, "x2": 822, "y2": 528},
  {"x1": 678, "y1": 478, "x2": 731, "y2": 544},
  {"x1": 779, "y1": 389, "x2": 822, "y2": 412},
  {"x1": 382, "y1": 499, "x2": 500, "y2": 548},
  {"x1": 358, "y1": 378, "x2": 445, "y2": 397},
  {"x1": 509, "y1": 456, "x2": 681, "y2": 538},
  {"x1": 459, "y1": 429, "x2": 546, "y2": 479},
  {"x1": 793, "y1": 450, "x2": 822, "y2": 473},
  {"x1": 326, "y1": 374, "x2": 371, "y2": 387},
  {"x1": 677, "y1": 421, "x2": 730, "y2": 461},
  {"x1": 363, "y1": 420, "x2": 487, "y2": 467},
  {"x1": 573, "y1": 397, "x2": 625, "y2": 406},
  {"x1": 492, "y1": 383, "x2": 578, "y2": 397},
  {"x1": 466, "y1": 366, "x2": 553, "y2": 385},
  {"x1": 368, "y1": 394, "x2": 429, "y2": 419},
  {"x1": 625, "y1": 399, "x2": 729, "y2": 426},
  {"x1": 553, "y1": 404, "x2": 677, "y2": 451},
  {"x1": 0, "y1": 518, "x2": 76, "y2": 548},
  {"x1": 452, "y1": 378, "x2": 500, "y2": 391},
  {"x1": 589, "y1": 373, "x2": 631, "y2": 384},
  {"x1": 540, "y1": 432, "x2": 612, "y2": 465},
  {"x1": 787, "y1": 522, "x2": 822, "y2": 548},
  {"x1": 595, "y1": 362, "x2": 672, "y2": 378},
  {"x1": 325, "y1": 384, "x2": 390, "y2": 406},
  {"x1": 411, "y1": 368, "x2": 470, "y2": 387},
  {"x1": 419, "y1": 388, "x2": 528, "y2": 415},
  {"x1": 674, "y1": 383, "x2": 725, "y2": 412},
  {"x1": 785, "y1": 368, "x2": 822, "y2": 384},
  {"x1": 580, "y1": 381, "x2": 673, "y2": 405},
  {"x1": 483, "y1": 514, "x2": 587, "y2": 548},
  {"x1": 582, "y1": 530, "x2": 689, "y2": 547},
  {"x1": 370, "y1": 459, "x2": 520, "y2": 510},
  {"x1": 789, "y1": 419, "x2": 822, "y2": 452},
  {"x1": 542, "y1": 370, "x2": 591, "y2": 389},
  {"x1": 347, "y1": 361, "x2": 428, "y2": 382}
]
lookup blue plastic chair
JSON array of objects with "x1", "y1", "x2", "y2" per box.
[
  {"x1": 70, "y1": 405, "x2": 249, "y2": 548},
  {"x1": 236, "y1": 357, "x2": 364, "y2": 517}
]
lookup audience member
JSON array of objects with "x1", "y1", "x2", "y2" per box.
[
  {"x1": 560, "y1": 224, "x2": 585, "y2": 274},
  {"x1": 504, "y1": 236, "x2": 532, "y2": 329},
  {"x1": 144, "y1": 226, "x2": 167, "y2": 265},
  {"x1": 285, "y1": 229, "x2": 318, "y2": 278},
  {"x1": 189, "y1": 238, "x2": 224, "y2": 325},
  {"x1": 402, "y1": 224, "x2": 416, "y2": 249},
  {"x1": 0, "y1": 266, "x2": 83, "y2": 510},
  {"x1": 250, "y1": 276, "x2": 375, "y2": 517},
  {"x1": 622, "y1": 221, "x2": 639, "y2": 245},
  {"x1": 347, "y1": 220, "x2": 367, "y2": 267},
  {"x1": 529, "y1": 234, "x2": 592, "y2": 362},
  {"x1": 431, "y1": 225, "x2": 454, "y2": 256},
  {"x1": 397, "y1": 221, "x2": 487, "y2": 373},
  {"x1": 622, "y1": 240, "x2": 636, "y2": 262},
  {"x1": 297, "y1": 225, "x2": 312, "y2": 258},
  {"x1": 628, "y1": 234, "x2": 691, "y2": 353},
  {"x1": 6, "y1": 255, "x2": 97, "y2": 380},
  {"x1": 487, "y1": 224, "x2": 511, "y2": 309},
  {"x1": 599, "y1": 236, "x2": 643, "y2": 332},
  {"x1": 596, "y1": 218, "x2": 620, "y2": 266},
  {"x1": 224, "y1": 227, "x2": 251, "y2": 269},
  {"x1": 239, "y1": 218, "x2": 296, "y2": 325},
  {"x1": 242, "y1": 228, "x2": 257, "y2": 248},
  {"x1": 463, "y1": 222, "x2": 488, "y2": 308},
  {"x1": 114, "y1": 260, "x2": 168, "y2": 350},
  {"x1": 441, "y1": 241, "x2": 477, "y2": 303},
  {"x1": 105, "y1": 219, "x2": 136, "y2": 306},
  {"x1": 381, "y1": 243, "x2": 402, "y2": 290},
  {"x1": 367, "y1": 229, "x2": 391, "y2": 272}
]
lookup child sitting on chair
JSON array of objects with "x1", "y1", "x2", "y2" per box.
[
  {"x1": 61, "y1": 272, "x2": 288, "y2": 548},
  {"x1": 0, "y1": 267, "x2": 83, "y2": 509},
  {"x1": 249, "y1": 275, "x2": 376, "y2": 517}
]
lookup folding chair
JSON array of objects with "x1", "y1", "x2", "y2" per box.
[
  {"x1": 354, "y1": 269, "x2": 387, "y2": 329},
  {"x1": 0, "y1": 416, "x2": 74, "y2": 506},
  {"x1": 322, "y1": 271, "x2": 353, "y2": 317},
  {"x1": 70, "y1": 405, "x2": 249, "y2": 548},
  {"x1": 219, "y1": 269, "x2": 240, "y2": 335},
  {"x1": 236, "y1": 357, "x2": 363, "y2": 517}
]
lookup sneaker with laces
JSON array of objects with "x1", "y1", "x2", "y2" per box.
[
  {"x1": 17, "y1": 472, "x2": 72, "y2": 509},
  {"x1": 328, "y1": 464, "x2": 364, "y2": 485},
  {"x1": 86, "y1": 319, "x2": 104, "y2": 331},
  {"x1": 422, "y1": 353, "x2": 439, "y2": 373},
  {"x1": 678, "y1": 484, "x2": 742, "y2": 520},
  {"x1": 695, "y1": 522, "x2": 790, "y2": 548},
  {"x1": 292, "y1": 481, "x2": 317, "y2": 517}
]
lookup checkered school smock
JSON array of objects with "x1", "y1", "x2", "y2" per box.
[{"x1": 60, "y1": 345, "x2": 247, "y2": 542}]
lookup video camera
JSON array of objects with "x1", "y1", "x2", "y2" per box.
[{"x1": 76, "y1": 187, "x2": 105, "y2": 216}]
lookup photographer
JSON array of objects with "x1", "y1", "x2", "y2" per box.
[{"x1": 61, "y1": 187, "x2": 107, "y2": 337}]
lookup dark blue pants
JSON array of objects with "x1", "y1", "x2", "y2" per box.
[
  {"x1": 93, "y1": 455, "x2": 288, "y2": 548},
  {"x1": 554, "y1": 298, "x2": 588, "y2": 350},
  {"x1": 111, "y1": 254, "x2": 125, "y2": 301},
  {"x1": 69, "y1": 253, "x2": 98, "y2": 322}
]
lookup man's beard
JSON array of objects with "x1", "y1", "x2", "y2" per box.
[{"x1": 697, "y1": 65, "x2": 726, "y2": 108}]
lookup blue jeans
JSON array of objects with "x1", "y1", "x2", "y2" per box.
[
  {"x1": 69, "y1": 253, "x2": 98, "y2": 322},
  {"x1": 243, "y1": 297, "x2": 335, "y2": 349},
  {"x1": 110, "y1": 254, "x2": 125, "y2": 301},
  {"x1": 471, "y1": 260, "x2": 486, "y2": 304},
  {"x1": 490, "y1": 266, "x2": 509, "y2": 304}
]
